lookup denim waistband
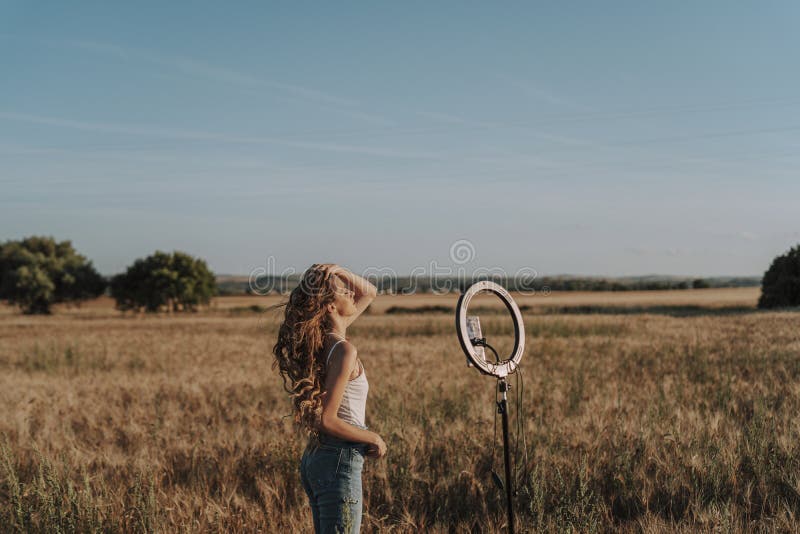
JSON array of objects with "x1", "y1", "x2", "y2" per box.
[{"x1": 315, "y1": 432, "x2": 370, "y2": 453}]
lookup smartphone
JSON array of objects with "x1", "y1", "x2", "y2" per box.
[{"x1": 466, "y1": 316, "x2": 486, "y2": 364}]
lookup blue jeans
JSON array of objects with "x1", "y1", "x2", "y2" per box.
[{"x1": 300, "y1": 433, "x2": 368, "y2": 533}]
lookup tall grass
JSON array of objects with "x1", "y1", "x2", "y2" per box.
[{"x1": 1, "y1": 293, "x2": 799, "y2": 532}]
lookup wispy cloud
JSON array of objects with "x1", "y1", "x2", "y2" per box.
[
  {"x1": 325, "y1": 107, "x2": 396, "y2": 127},
  {"x1": 67, "y1": 39, "x2": 398, "y2": 127},
  {"x1": 0, "y1": 111, "x2": 440, "y2": 160},
  {"x1": 0, "y1": 111, "x2": 205, "y2": 139},
  {"x1": 287, "y1": 140, "x2": 441, "y2": 159},
  {"x1": 501, "y1": 77, "x2": 582, "y2": 109},
  {"x1": 703, "y1": 228, "x2": 762, "y2": 242},
  {"x1": 416, "y1": 111, "x2": 495, "y2": 127},
  {"x1": 68, "y1": 40, "x2": 361, "y2": 108},
  {"x1": 738, "y1": 231, "x2": 759, "y2": 241},
  {"x1": 416, "y1": 110, "x2": 591, "y2": 146}
]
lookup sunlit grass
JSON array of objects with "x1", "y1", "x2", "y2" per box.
[{"x1": 2, "y1": 290, "x2": 800, "y2": 532}]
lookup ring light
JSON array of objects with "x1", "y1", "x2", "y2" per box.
[{"x1": 455, "y1": 280, "x2": 525, "y2": 377}]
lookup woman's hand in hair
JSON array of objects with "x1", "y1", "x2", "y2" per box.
[
  {"x1": 330, "y1": 266, "x2": 377, "y2": 327},
  {"x1": 312, "y1": 263, "x2": 342, "y2": 278}
]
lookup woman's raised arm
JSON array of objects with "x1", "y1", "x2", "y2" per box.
[{"x1": 326, "y1": 265, "x2": 377, "y2": 326}]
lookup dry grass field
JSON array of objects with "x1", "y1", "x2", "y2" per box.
[{"x1": 2, "y1": 287, "x2": 800, "y2": 532}]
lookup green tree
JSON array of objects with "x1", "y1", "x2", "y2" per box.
[
  {"x1": 692, "y1": 278, "x2": 710, "y2": 289},
  {"x1": 758, "y1": 244, "x2": 800, "y2": 309},
  {"x1": 111, "y1": 251, "x2": 216, "y2": 312},
  {"x1": 0, "y1": 236, "x2": 106, "y2": 314}
]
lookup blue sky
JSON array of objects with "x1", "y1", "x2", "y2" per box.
[{"x1": 2, "y1": 2, "x2": 799, "y2": 277}]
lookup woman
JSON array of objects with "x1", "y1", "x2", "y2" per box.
[{"x1": 272, "y1": 263, "x2": 387, "y2": 533}]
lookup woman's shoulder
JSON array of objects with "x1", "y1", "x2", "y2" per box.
[{"x1": 325, "y1": 338, "x2": 357, "y2": 365}]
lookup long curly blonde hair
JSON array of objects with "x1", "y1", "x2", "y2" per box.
[{"x1": 272, "y1": 265, "x2": 339, "y2": 437}]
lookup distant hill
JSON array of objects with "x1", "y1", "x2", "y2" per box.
[{"x1": 215, "y1": 273, "x2": 760, "y2": 296}]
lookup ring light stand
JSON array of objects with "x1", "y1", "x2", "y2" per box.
[{"x1": 456, "y1": 281, "x2": 525, "y2": 534}]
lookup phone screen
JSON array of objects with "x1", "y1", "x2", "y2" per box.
[{"x1": 466, "y1": 316, "x2": 486, "y2": 363}]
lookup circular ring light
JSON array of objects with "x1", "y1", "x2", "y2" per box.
[{"x1": 456, "y1": 281, "x2": 525, "y2": 377}]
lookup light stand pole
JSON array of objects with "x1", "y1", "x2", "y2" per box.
[{"x1": 498, "y1": 377, "x2": 515, "y2": 534}]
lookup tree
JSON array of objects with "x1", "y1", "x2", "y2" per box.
[
  {"x1": 692, "y1": 278, "x2": 710, "y2": 289},
  {"x1": 758, "y1": 244, "x2": 800, "y2": 309},
  {"x1": 0, "y1": 236, "x2": 106, "y2": 314},
  {"x1": 111, "y1": 251, "x2": 216, "y2": 312}
]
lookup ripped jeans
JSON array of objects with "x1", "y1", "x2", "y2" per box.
[{"x1": 299, "y1": 433, "x2": 369, "y2": 533}]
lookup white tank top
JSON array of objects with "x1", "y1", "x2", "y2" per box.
[{"x1": 325, "y1": 337, "x2": 369, "y2": 429}]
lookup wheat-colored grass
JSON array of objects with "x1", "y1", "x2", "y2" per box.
[{"x1": 2, "y1": 289, "x2": 800, "y2": 532}]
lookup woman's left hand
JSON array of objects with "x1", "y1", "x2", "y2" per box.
[{"x1": 310, "y1": 263, "x2": 338, "y2": 276}]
